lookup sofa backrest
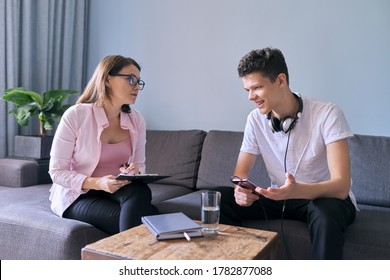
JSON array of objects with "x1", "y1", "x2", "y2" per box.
[
  {"x1": 349, "y1": 134, "x2": 390, "y2": 207},
  {"x1": 196, "y1": 130, "x2": 270, "y2": 190},
  {"x1": 145, "y1": 130, "x2": 207, "y2": 189}
]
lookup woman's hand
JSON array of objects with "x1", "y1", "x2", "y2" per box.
[
  {"x1": 119, "y1": 163, "x2": 140, "y2": 175},
  {"x1": 84, "y1": 175, "x2": 130, "y2": 193}
]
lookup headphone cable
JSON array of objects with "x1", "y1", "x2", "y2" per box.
[
  {"x1": 280, "y1": 130, "x2": 291, "y2": 259},
  {"x1": 284, "y1": 130, "x2": 291, "y2": 173}
]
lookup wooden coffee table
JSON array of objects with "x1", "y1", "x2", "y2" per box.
[{"x1": 82, "y1": 223, "x2": 279, "y2": 260}]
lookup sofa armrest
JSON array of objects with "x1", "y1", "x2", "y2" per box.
[{"x1": 0, "y1": 158, "x2": 38, "y2": 187}]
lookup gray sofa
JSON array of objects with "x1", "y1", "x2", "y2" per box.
[{"x1": 1, "y1": 130, "x2": 389, "y2": 259}]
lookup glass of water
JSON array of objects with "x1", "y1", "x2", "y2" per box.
[{"x1": 201, "y1": 191, "x2": 221, "y2": 233}]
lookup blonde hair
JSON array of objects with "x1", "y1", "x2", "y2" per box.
[{"x1": 77, "y1": 55, "x2": 141, "y2": 108}]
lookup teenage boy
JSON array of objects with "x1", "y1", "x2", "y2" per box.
[{"x1": 219, "y1": 47, "x2": 357, "y2": 259}]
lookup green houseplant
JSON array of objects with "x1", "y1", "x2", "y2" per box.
[
  {"x1": 1, "y1": 87, "x2": 78, "y2": 137},
  {"x1": 1, "y1": 87, "x2": 78, "y2": 159}
]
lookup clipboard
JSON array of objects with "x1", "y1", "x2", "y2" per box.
[{"x1": 115, "y1": 174, "x2": 170, "y2": 184}]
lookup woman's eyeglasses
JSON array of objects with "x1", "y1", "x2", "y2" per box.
[{"x1": 110, "y1": 73, "x2": 145, "y2": 90}]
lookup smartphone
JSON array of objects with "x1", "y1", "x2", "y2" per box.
[{"x1": 230, "y1": 176, "x2": 260, "y2": 195}]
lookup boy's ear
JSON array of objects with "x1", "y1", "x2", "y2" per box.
[{"x1": 277, "y1": 73, "x2": 288, "y2": 87}]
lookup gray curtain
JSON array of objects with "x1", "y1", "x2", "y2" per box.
[{"x1": 0, "y1": 0, "x2": 88, "y2": 158}]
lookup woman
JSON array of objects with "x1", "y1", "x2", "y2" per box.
[{"x1": 49, "y1": 55, "x2": 157, "y2": 234}]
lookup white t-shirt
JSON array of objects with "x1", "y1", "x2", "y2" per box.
[{"x1": 241, "y1": 95, "x2": 357, "y2": 208}]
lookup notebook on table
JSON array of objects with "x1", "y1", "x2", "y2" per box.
[{"x1": 141, "y1": 212, "x2": 203, "y2": 241}]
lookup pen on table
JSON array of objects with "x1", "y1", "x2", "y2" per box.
[{"x1": 183, "y1": 232, "x2": 191, "y2": 241}]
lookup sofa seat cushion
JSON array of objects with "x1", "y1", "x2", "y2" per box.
[
  {"x1": 343, "y1": 205, "x2": 390, "y2": 259},
  {"x1": 146, "y1": 130, "x2": 206, "y2": 189},
  {"x1": 149, "y1": 183, "x2": 195, "y2": 204},
  {"x1": 154, "y1": 190, "x2": 205, "y2": 219},
  {"x1": 0, "y1": 185, "x2": 108, "y2": 259}
]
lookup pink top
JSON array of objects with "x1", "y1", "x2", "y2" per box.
[
  {"x1": 49, "y1": 104, "x2": 146, "y2": 216},
  {"x1": 92, "y1": 138, "x2": 131, "y2": 177},
  {"x1": 92, "y1": 138, "x2": 132, "y2": 177}
]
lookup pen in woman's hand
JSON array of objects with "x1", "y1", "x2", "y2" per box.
[
  {"x1": 124, "y1": 155, "x2": 133, "y2": 169},
  {"x1": 121, "y1": 155, "x2": 137, "y2": 175}
]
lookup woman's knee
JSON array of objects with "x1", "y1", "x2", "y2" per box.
[
  {"x1": 133, "y1": 182, "x2": 152, "y2": 198},
  {"x1": 117, "y1": 182, "x2": 152, "y2": 199}
]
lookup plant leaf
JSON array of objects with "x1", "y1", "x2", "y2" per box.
[
  {"x1": 4, "y1": 87, "x2": 26, "y2": 94},
  {"x1": 2, "y1": 91, "x2": 35, "y2": 106},
  {"x1": 38, "y1": 111, "x2": 46, "y2": 122},
  {"x1": 2, "y1": 88, "x2": 43, "y2": 106},
  {"x1": 12, "y1": 106, "x2": 33, "y2": 126},
  {"x1": 43, "y1": 90, "x2": 78, "y2": 107},
  {"x1": 44, "y1": 119, "x2": 53, "y2": 130},
  {"x1": 42, "y1": 100, "x2": 54, "y2": 111}
]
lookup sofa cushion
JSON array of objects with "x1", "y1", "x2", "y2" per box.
[
  {"x1": 196, "y1": 130, "x2": 270, "y2": 189},
  {"x1": 0, "y1": 158, "x2": 38, "y2": 188},
  {"x1": 149, "y1": 183, "x2": 195, "y2": 204},
  {"x1": 0, "y1": 185, "x2": 108, "y2": 259},
  {"x1": 146, "y1": 130, "x2": 206, "y2": 189},
  {"x1": 343, "y1": 204, "x2": 390, "y2": 259},
  {"x1": 349, "y1": 134, "x2": 390, "y2": 207},
  {"x1": 154, "y1": 190, "x2": 204, "y2": 219}
]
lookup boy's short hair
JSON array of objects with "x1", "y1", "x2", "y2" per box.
[{"x1": 237, "y1": 47, "x2": 289, "y2": 85}]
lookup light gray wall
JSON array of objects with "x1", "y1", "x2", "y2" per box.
[{"x1": 87, "y1": 0, "x2": 390, "y2": 136}]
